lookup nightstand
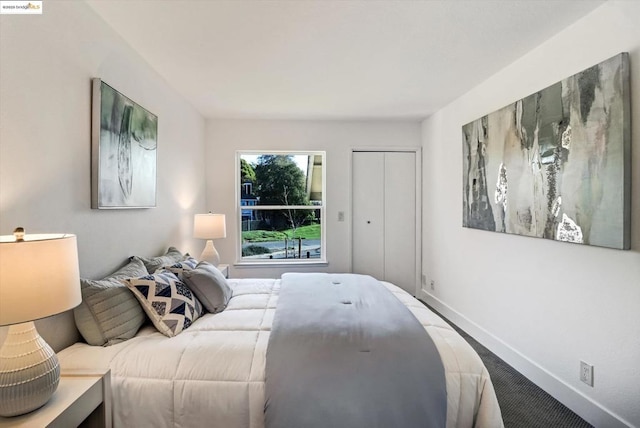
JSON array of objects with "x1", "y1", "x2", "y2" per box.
[
  {"x1": 0, "y1": 369, "x2": 111, "y2": 428},
  {"x1": 218, "y1": 263, "x2": 229, "y2": 279}
]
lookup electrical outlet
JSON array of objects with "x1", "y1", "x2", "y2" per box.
[
  {"x1": 580, "y1": 361, "x2": 594, "y2": 387},
  {"x1": 430, "y1": 280, "x2": 435, "y2": 291},
  {"x1": 421, "y1": 274, "x2": 427, "y2": 285},
  {"x1": 337, "y1": 211, "x2": 345, "y2": 222}
]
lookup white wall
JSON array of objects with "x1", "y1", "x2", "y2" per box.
[
  {"x1": 205, "y1": 119, "x2": 421, "y2": 279},
  {"x1": 421, "y1": 1, "x2": 640, "y2": 426},
  {"x1": 0, "y1": 1, "x2": 207, "y2": 280},
  {"x1": 0, "y1": 1, "x2": 207, "y2": 350}
]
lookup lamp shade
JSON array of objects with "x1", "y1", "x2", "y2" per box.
[
  {"x1": 0, "y1": 233, "x2": 81, "y2": 326},
  {"x1": 194, "y1": 214, "x2": 226, "y2": 240}
]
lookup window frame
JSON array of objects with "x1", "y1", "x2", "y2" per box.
[{"x1": 235, "y1": 150, "x2": 327, "y2": 266}]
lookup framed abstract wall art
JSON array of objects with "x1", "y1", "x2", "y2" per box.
[
  {"x1": 462, "y1": 53, "x2": 630, "y2": 249},
  {"x1": 91, "y1": 78, "x2": 158, "y2": 209}
]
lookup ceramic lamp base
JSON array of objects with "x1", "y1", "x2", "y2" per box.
[
  {"x1": 199, "y1": 239, "x2": 220, "y2": 266},
  {"x1": 0, "y1": 321, "x2": 60, "y2": 417}
]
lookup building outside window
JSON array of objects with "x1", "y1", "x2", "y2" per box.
[{"x1": 237, "y1": 151, "x2": 326, "y2": 263}]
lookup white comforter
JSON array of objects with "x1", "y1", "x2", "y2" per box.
[{"x1": 58, "y1": 278, "x2": 503, "y2": 428}]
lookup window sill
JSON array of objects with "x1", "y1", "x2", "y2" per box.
[{"x1": 234, "y1": 260, "x2": 329, "y2": 268}]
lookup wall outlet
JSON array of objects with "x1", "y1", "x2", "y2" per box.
[
  {"x1": 580, "y1": 361, "x2": 594, "y2": 387},
  {"x1": 430, "y1": 280, "x2": 435, "y2": 291},
  {"x1": 421, "y1": 274, "x2": 427, "y2": 285},
  {"x1": 337, "y1": 211, "x2": 345, "y2": 222}
]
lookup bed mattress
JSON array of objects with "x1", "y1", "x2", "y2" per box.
[{"x1": 58, "y1": 278, "x2": 503, "y2": 428}]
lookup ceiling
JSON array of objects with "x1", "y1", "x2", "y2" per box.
[{"x1": 87, "y1": 0, "x2": 605, "y2": 120}]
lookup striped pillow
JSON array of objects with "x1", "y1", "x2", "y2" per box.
[{"x1": 73, "y1": 258, "x2": 147, "y2": 346}]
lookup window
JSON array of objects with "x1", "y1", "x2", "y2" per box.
[{"x1": 237, "y1": 151, "x2": 326, "y2": 264}]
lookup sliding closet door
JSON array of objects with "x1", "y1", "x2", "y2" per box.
[
  {"x1": 352, "y1": 151, "x2": 417, "y2": 295},
  {"x1": 352, "y1": 152, "x2": 385, "y2": 280}
]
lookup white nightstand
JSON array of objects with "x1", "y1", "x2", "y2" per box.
[
  {"x1": 217, "y1": 263, "x2": 229, "y2": 279},
  {"x1": 0, "y1": 369, "x2": 111, "y2": 428}
]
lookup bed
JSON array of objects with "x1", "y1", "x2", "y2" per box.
[{"x1": 58, "y1": 271, "x2": 503, "y2": 428}]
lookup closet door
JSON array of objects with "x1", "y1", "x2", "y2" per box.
[
  {"x1": 383, "y1": 152, "x2": 416, "y2": 293},
  {"x1": 351, "y1": 151, "x2": 417, "y2": 295},
  {"x1": 352, "y1": 152, "x2": 385, "y2": 280}
]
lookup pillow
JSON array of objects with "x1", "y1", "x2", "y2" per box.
[
  {"x1": 163, "y1": 257, "x2": 198, "y2": 280},
  {"x1": 73, "y1": 258, "x2": 148, "y2": 346},
  {"x1": 132, "y1": 246, "x2": 187, "y2": 273},
  {"x1": 124, "y1": 271, "x2": 203, "y2": 337},
  {"x1": 183, "y1": 262, "x2": 232, "y2": 313}
]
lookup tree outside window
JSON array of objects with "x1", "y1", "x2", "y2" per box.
[{"x1": 237, "y1": 152, "x2": 325, "y2": 262}]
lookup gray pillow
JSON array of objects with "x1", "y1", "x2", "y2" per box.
[
  {"x1": 183, "y1": 262, "x2": 232, "y2": 313},
  {"x1": 132, "y1": 246, "x2": 186, "y2": 273},
  {"x1": 73, "y1": 258, "x2": 148, "y2": 346}
]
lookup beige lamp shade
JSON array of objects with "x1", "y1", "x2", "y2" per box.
[
  {"x1": 194, "y1": 213, "x2": 227, "y2": 240},
  {"x1": 194, "y1": 214, "x2": 226, "y2": 266},
  {"x1": 0, "y1": 233, "x2": 81, "y2": 326},
  {"x1": 0, "y1": 232, "x2": 81, "y2": 417}
]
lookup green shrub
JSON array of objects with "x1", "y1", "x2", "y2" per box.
[{"x1": 242, "y1": 245, "x2": 272, "y2": 256}]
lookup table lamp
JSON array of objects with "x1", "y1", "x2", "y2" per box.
[
  {"x1": 193, "y1": 213, "x2": 226, "y2": 266},
  {"x1": 0, "y1": 229, "x2": 81, "y2": 417}
]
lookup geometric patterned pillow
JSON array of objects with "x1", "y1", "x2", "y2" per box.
[
  {"x1": 162, "y1": 257, "x2": 198, "y2": 280},
  {"x1": 123, "y1": 271, "x2": 204, "y2": 337}
]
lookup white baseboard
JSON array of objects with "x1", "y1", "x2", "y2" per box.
[{"x1": 418, "y1": 289, "x2": 633, "y2": 428}]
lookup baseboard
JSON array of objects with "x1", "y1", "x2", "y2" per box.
[{"x1": 418, "y1": 289, "x2": 633, "y2": 428}]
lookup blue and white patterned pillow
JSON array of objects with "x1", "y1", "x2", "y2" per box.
[
  {"x1": 124, "y1": 271, "x2": 203, "y2": 337},
  {"x1": 162, "y1": 257, "x2": 198, "y2": 280}
]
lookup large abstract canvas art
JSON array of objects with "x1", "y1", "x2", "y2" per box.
[
  {"x1": 92, "y1": 79, "x2": 158, "y2": 209},
  {"x1": 462, "y1": 53, "x2": 630, "y2": 249}
]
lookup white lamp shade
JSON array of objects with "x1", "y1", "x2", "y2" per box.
[
  {"x1": 0, "y1": 234, "x2": 81, "y2": 326},
  {"x1": 194, "y1": 214, "x2": 226, "y2": 240}
]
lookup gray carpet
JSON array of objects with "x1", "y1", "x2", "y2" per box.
[{"x1": 421, "y1": 302, "x2": 593, "y2": 428}]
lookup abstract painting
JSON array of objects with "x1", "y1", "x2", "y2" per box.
[
  {"x1": 91, "y1": 79, "x2": 157, "y2": 209},
  {"x1": 462, "y1": 53, "x2": 630, "y2": 249}
]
